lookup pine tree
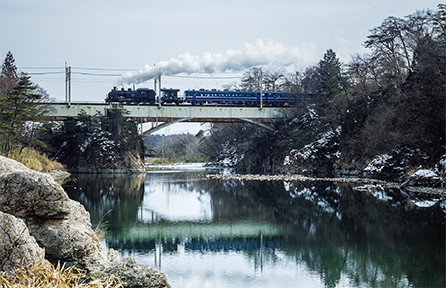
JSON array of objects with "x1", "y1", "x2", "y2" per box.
[
  {"x1": 318, "y1": 49, "x2": 345, "y2": 99},
  {"x1": 0, "y1": 51, "x2": 19, "y2": 95},
  {"x1": 0, "y1": 73, "x2": 44, "y2": 156}
]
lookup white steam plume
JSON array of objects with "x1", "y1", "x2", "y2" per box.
[{"x1": 120, "y1": 39, "x2": 316, "y2": 84}]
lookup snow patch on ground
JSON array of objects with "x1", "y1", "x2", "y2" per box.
[
  {"x1": 364, "y1": 154, "x2": 392, "y2": 173},
  {"x1": 413, "y1": 199, "x2": 438, "y2": 208},
  {"x1": 412, "y1": 169, "x2": 438, "y2": 178},
  {"x1": 285, "y1": 126, "x2": 341, "y2": 164},
  {"x1": 146, "y1": 163, "x2": 206, "y2": 171},
  {"x1": 79, "y1": 137, "x2": 92, "y2": 153}
]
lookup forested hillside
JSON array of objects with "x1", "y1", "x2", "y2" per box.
[{"x1": 203, "y1": 6, "x2": 445, "y2": 182}]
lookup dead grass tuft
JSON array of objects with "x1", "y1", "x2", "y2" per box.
[{"x1": 0, "y1": 261, "x2": 122, "y2": 288}]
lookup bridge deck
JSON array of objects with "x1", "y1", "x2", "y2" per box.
[{"x1": 42, "y1": 103, "x2": 294, "y2": 122}]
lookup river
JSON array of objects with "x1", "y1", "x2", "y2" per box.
[{"x1": 64, "y1": 165, "x2": 445, "y2": 288}]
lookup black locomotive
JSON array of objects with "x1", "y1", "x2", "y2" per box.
[
  {"x1": 105, "y1": 87, "x2": 156, "y2": 104},
  {"x1": 105, "y1": 87, "x2": 180, "y2": 104}
]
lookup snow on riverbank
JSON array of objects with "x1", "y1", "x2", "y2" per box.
[{"x1": 146, "y1": 162, "x2": 207, "y2": 171}]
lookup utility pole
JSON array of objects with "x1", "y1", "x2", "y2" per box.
[
  {"x1": 65, "y1": 62, "x2": 71, "y2": 106},
  {"x1": 158, "y1": 73, "x2": 162, "y2": 108},
  {"x1": 259, "y1": 70, "x2": 263, "y2": 109}
]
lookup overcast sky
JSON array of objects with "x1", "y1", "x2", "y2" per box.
[{"x1": 1, "y1": 0, "x2": 440, "y2": 103}]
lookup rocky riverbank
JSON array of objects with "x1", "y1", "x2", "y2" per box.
[
  {"x1": 0, "y1": 156, "x2": 170, "y2": 287},
  {"x1": 205, "y1": 173, "x2": 446, "y2": 198}
]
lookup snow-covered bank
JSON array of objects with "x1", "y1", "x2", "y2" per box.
[
  {"x1": 205, "y1": 172, "x2": 446, "y2": 216},
  {"x1": 205, "y1": 173, "x2": 446, "y2": 197},
  {"x1": 146, "y1": 162, "x2": 207, "y2": 171}
]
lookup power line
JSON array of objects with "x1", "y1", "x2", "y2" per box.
[
  {"x1": 73, "y1": 72, "x2": 122, "y2": 77},
  {"x1": 72, "y1": 66, "x2": 139, "y2": 71},
  {"x1": 19, "y1": 66, "x2": 64, "y2": 70},
  {"x1": 19, "y1": 66, "x2": 139, "y2": 72},
  {"x1": 28, "y1": 71, "x2": 65, "y2": 75},
  {"x1": 19, "y1": 66, "x2": 243, "y2": 80}
]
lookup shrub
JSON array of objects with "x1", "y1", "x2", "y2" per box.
[{"x1": 8, "y1": 148, "x2": 64, "y2": 172}]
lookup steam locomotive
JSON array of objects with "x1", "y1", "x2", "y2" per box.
[
  {"x1": 105, "y1": 87, "x2": 302, "y2": 106},
  {"x1": 105, "y1": 87, "x2": 175, "y2": 104}
]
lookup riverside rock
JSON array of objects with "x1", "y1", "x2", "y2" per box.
[
  {"x1": 93, "y1": 255, "x2": 172, "y2": 288},
  {"x1": 0, "y1": 171, "x2": 71, "y2": 219},
  {"x1": 0, "y1": 156, "x2": 171, "y2": 287},
  {"x1": 0, "y1": 211, "x2": 45, "y2": 273},
  {"x1": 0, "y1": 157, "x2": 106, "y2": 267},
  {"x1": 0, "y1": 155, "x2": 29, "y2": 174},
  {"x1": 25, "y1": 199, "x2": 108, "y2": 267}
]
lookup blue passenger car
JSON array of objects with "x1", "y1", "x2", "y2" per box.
[{"x1": 184, "y1": 90, "x2": 299, "y2": 106}]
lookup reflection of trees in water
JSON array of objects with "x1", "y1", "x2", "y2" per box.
[
  {"x1": 248, "y1": 181, "x2": 445, "y2": 288},
  {"x1": 176, "y1": 177, "x2": 444, "y2": 287},
  {"x1": 66, "y1": 173, "x2": 445, "y2": 287},
  {"x1": 64, "y1": 174, "x2": 145, "y2": 228},
  {"x1": 196, "y1": 178, "x2": 445, "y2": 287},
  {"x1": 196, "y1": 178, "x2": 277, "y2": 221}
]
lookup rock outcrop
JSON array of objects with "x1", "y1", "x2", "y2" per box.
[
  {"x1": 94, "y1": 252, "x2": 171, "y2": 288},
  {"x1": 0, "y1": 156, "x2": 170, "y2": 287},
  {"x1": 0, "y1": 171, "x2": 71, "y2": 220},
  {"x1": 0, "y1": 211, "x2": 45, "y2": 273},
  {"x1": 282, "y1": 126, "x2": 341, "y2": 177}
]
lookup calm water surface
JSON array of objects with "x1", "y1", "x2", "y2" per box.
[{"x1": 65, "y1": 167, "x2": 445, "y2": 288}]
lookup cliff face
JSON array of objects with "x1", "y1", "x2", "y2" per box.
[
  {"x1": 60, "y1": 131, "x2": 145, "y2": 174},
  {"x1": 46, "y1": 111, "x2": 145, "y2": 174}
]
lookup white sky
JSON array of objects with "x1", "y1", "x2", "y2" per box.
[{"x1": 0, "y1": 0, "x2": 440, "y2": 134}]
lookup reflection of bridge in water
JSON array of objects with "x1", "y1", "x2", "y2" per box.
[
  {"x1": 107, "y1": 235, "x2": 288, "y2": 254},
  {"x1": 105, "y1": 220, "x2": 286, "y2": 253},
  {"x1": 185, "y1": 236, "x2": 287, "y2": 253},
  {"x1": 111, "y1": 221, "x2": 281, "y2": 240}
]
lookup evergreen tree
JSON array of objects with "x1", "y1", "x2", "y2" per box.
[
  {"x1": 0, "y1": 51, "x2": 19, "y2": 95},
  {"x1": 0, "y1": 73, "x2": 44, "y2": 156},
  {"x1": 318, "y1": 49, "x2": 344, "y2": 98}
]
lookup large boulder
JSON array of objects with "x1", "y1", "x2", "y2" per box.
[
  {"x1": 0, "y1": 157, "x2": 107, "y2": 267},
  {"x1": 0, "y1": 156, "x2": 171, "y2": 287},
  {"x1": 93, "y1": 252, "x2": 171, "y2": 288},
  {"x1": 25, "y1": 199, "x2": 108, "y2": 267},
  {"x1": 0, "y1": 211, "x2": 45, "y2": 273},
  {"x1": 0, "y1": 155, "x2": 30, "y2": 174},
  {"x1": 0, "y1": 171, "x2": 71, "y2": 219}
]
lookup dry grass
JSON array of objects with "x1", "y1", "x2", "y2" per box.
[
  {"x1": 0, "y1": 261, "x2": 122, "y2": 288},
  {"x1": 9, "y1": 148, "x2": 64, "y2": 172}
]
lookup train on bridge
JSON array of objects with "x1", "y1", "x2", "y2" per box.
[{"x1": 105, "y1": 87, "x2": 312, "y2": 106}]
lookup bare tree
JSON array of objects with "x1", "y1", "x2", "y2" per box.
[
  {"x1": 263, "y1": 70, "x2": 284, "y2": 91},
  {"x1": 282, "y1": 71, "x2": 302, "y2": 94},
  {"x1": 240, "y1": 67, "x2": 263, "y2": 91}
]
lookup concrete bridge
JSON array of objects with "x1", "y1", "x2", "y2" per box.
[{"x1": 43, "y1": 102, "x2": 295, "y2": 133}]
